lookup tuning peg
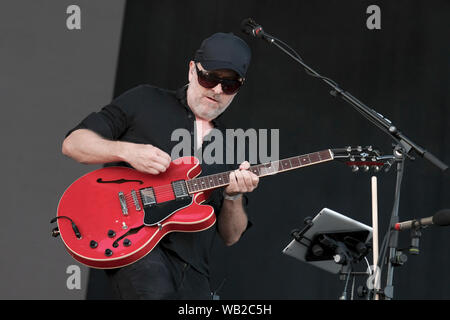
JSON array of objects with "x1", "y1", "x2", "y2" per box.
[
  {"x1": 367, "y1": 146, "x2": 373, "y2": 152},
  {"x1": 357, "y1": 146, "x2": 362, "y2": 152},
  {"x1": 362, "y1": 165, "x2": 370, "y2": 172},
  {"x1": 373, "y1": 166, "x2": 381, "y2": 173},
  {"x1": 352, "y1": 165, "x2": 359, "y2": 172},
  {"x1": 384, "y1": 161, "x2": 394, "y2": 172}
]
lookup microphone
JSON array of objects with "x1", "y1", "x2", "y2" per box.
[
  {"x1": 240, "y1": 18, "x2": 273, "y2": 42},
  {"x1": 394, "y1": 209, "x2": 450, "y2": 231}
]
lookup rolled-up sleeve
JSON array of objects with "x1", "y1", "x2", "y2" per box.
[{"x1": 65, "y1": 85, "x2": 144, "y2": 139}]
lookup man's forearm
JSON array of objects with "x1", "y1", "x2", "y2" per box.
[
  {"x1": 62, "y1": 129, "x2": 171, "y2": 175},
  {"x1": 62, "y1": 129, "x2": 126, "y2": 164},
  {"x1": 218, "y1": 196, "x2": 248, "y2": 246}
]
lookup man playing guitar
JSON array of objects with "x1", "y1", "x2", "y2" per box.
[{"x1": 62, "y1": 32, "x2": 259, "y2": 299}]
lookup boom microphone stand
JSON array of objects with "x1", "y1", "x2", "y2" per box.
[
  {"x1": 240, "y1": 18, "x2": 447, "y2": 172},
  {"x1": 241, "y1": 18, "x2": 448, "y2": 299}
]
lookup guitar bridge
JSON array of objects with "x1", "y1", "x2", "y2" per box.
[{"x1": 131, "y1": 190, "x2": 141, "y2": 211}]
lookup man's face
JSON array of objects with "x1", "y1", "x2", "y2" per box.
[{"x1": 186, "y1": 61, "x2": 240, "y2": 121}]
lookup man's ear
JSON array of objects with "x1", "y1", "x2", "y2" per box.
[{"x1": 188, "y1": 61, "x2": 195, "y2": 82}]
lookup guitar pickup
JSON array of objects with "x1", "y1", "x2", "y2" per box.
[
  {"x1": 140, "y1": 187, "x2": 156, "y2": 207},
  {"x1": 118, "y1": 191, "x2": 128, "y2": 216},
  {"x1": 171, "y1": 180, "x2": 190, "y2": 200}
]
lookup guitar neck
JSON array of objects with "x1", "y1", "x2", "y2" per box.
[{"x1": 186, "y1": 149, "x2": 334, "y2": 194}]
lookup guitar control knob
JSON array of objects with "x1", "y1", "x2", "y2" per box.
[
  {"x1": 107, "y1": 230, "x2": 116, "y2": 238},
  {"x1": 89, "y1": 240, "x2": 98, "y2": 249},
  {"x1": 333, "y1": 254, "x2": 346, "y2": 264},
  {"x1": 105, "y1": 249, "x2": 113, "y2": 257},
  {"x1": 123, "y1": 239, "x2": 132, "y2": 247}
]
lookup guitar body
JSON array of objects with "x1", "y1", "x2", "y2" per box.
[{"x1": 56, "y1": 156, "x2": 216, "y2": 269}]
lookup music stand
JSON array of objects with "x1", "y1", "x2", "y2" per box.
[{"x1": 282, "y1": 208, "x2": 373, "y2": 274}]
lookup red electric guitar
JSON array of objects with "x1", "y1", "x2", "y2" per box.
[{"x1": 53, "y1": 147, "x2": 390, "y2": 269}]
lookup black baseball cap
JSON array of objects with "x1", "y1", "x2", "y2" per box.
[{"x1": 194, "y1": 32, "x2": 251, "y2": 78}]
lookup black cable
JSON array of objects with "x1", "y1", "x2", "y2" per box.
[
  {"x1": 271, "y1": 34, "x2": 341, "y2": 87},
  {"x1": 340, "y1": 264, "x2": 352, "y2": 300},
  {"x1": 50, "y1": 216, "x2": 82, "y2": 239}
]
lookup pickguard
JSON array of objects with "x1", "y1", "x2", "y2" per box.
[{"x1": 143, "y1": 197, "x2": 193, "y2": 226}]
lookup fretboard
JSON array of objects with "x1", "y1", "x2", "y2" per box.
[{"x1": 186, "y1": 149, "x2": 334, "y2": 194}]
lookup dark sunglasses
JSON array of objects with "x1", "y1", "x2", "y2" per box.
[{"x1": 195, "y1": 64, "x2": 244, "y2": 95}]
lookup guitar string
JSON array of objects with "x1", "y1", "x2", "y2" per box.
[
  {"x1": 108, "y1": 151, "x2": 379, "y2": 207},
  {"x1": 121, "y1": 163, "x2": 304, "y2": 202},
  {"x1": 119, "y1": 151, "x2": 337, "y2": 202},
  {"x1": 120, "y1": 154, "x2": 333, "y2": 202},
  {"x1": 122, "y1": 158, "x2": 382, "y2": 209},
  {"x1": 120, "y1": 164, "x2": 279, "y2": 201}
]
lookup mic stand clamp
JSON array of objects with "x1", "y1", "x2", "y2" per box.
[
  {"x1": 409, "y1": 223, "x2": 422, "y2": 255},
  {"x1": 291, "y1": 216, "x2": 313, "y2": 243}
]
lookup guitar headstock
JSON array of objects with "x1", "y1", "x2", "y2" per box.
[{"x1": 331, "y1": 146, "x2": 395, "y2": 173}]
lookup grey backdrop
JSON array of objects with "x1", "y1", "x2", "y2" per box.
[{"x1": 0, "y1": 0, "x2": 125, "y2": 299}]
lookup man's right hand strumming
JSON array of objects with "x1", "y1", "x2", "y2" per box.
[{"x1": 119, "y1": 142, "x2": 171, "y2": 175}]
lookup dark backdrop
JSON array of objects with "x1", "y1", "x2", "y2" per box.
[{"x1": 87, "y1": 0, "x2": 450, "y2": 299}]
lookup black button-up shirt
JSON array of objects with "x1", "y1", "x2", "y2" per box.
[{"x1": 66, "y1": 84, "x2": 248, "y2": 276}]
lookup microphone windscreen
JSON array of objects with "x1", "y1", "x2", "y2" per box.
[
  {"x1": 240, "y1": 18, "x2": 257, "y2": 35},
  {"x1": 432, "y1": 209, "x2": 450, "y2": 226}
]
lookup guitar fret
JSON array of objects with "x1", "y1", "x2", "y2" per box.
[
  {"x1": 273, "y1": 161, "x2": 280, "y2": 173},
  {"x1": 309, "y1": 152, "x2": 320, "y2": 163},
  {"x1": 319, "y1": 150, "x2": 332, "y2": 161},
  {"x1": 186, "y1": 180, "x2": 192, "y2": 193},
  {"x1": 281, "y1": 159, "x2": 291, "y2": 170},
  {"x1": 201, "y1": 177, "x2": 207, "y2": 190},
  {"x1": 300, "y1": 155, "x2": 310, "y2": 166},
  {"x1": 290, "y1": 157, "x2": 300, "y2": 167},
  {"x1": 212, "y1": 174, "x2": 219, "y2": 187},
  {"x1": 221, "y1": 173, "x2": 229, "y2": 185},
  {"x1": 259, "y1": 163, "x2": 269, "y2": 175}
]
